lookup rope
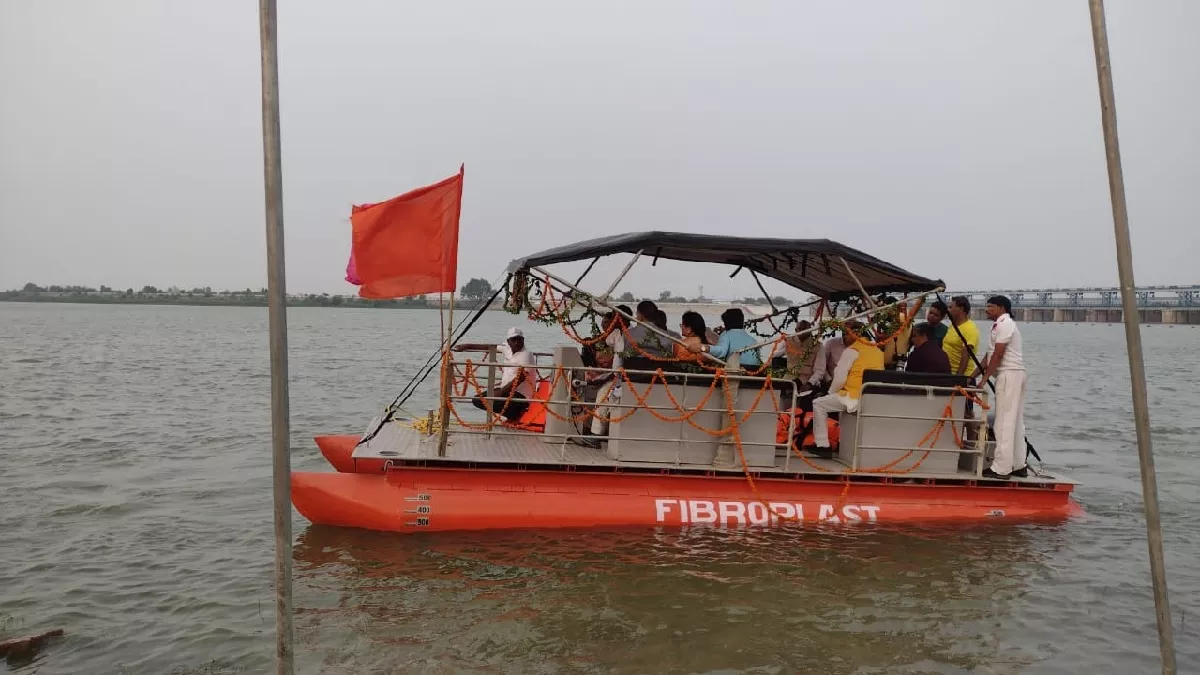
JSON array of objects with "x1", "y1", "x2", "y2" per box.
[{"x1": 357, "y1": 273, "x2": 509, "y2": 448}]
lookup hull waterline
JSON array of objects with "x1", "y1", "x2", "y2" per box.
[{"x1": 292, "y1": 467, "x2": 1083, "y2": 534}]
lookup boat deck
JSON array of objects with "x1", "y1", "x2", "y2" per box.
[{"x1": 353, "y1": 419, "x2": 1075, "y2": 487}]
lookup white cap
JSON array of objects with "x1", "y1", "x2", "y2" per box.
[{"x1": 506, "y1": 327, "x2": 524, "y2": 340}]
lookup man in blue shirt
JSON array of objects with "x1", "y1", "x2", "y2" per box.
[{"x1": 689, "y1": 308, "x2": 762, "y2": 368}]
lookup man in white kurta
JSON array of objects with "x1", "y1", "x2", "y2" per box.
[
  {"x1": 977, "y1": 296, "x2": 1028, "y2": 479},
  {"x1": 807, "y1": 335, "x2": 847, "y2": 390}
]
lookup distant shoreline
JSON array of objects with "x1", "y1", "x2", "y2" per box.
[
  {"x1": 0, "y1": 292, "x2": 492, "y2": 311},
  {"x1": 0, "y1": 291, "x2": 783, "y2": 315}
]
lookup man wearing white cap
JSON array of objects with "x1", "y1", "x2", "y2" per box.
[{"x1": 454, "y1": 327, "x2": 537, "y2": 421}]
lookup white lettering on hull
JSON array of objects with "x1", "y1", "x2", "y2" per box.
[{"x1": 654, "y1": 499, "x2": 880, "y2": 526}]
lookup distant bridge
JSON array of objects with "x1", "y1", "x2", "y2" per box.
[{"x1": 941, "y1": 285, "x2": 1200, "y2": 324}]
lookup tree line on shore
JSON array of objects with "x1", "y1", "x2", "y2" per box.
[{"x1": 3, "y1": 279, "x2": 794, "y2": 309}]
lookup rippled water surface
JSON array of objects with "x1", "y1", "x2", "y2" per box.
[{"x1": 1, "y1": 303, "x2": 1198, "y2": 674}]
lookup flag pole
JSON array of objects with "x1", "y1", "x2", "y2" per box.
[
  {"x1": 1087, "y1": 2, "x2": 1176, "y2": 673},
  {"x1": 437, "y1": 290, "x2": 456, "y2": 456},
  {"x1": 257, "y1": 0, "x2": 295, "y2": 673}
]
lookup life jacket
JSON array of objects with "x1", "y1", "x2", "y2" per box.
[
  {"x1": 839, "y1": 341, "x2": 885, "y2": 400},
  {"x1": 775, "y1": 408, "x2": 841, "y2": 448},
  {"x1": 501, "y1": 380, "x2": 552, "y2": 432}
]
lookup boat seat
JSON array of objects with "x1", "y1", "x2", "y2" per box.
[
  {"x1": 838, "y1": 370, "x2": 972, "y2": 475},
  {"x1": 502, "y1": 379, "x2": 552, "y2": 432}
]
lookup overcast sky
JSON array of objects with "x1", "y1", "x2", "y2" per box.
[{"x1": 1, "y1": 1, "x2": 1196, "y2": 299}]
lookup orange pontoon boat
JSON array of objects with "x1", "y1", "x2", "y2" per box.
[{"x1": 294, "y1": 232, "x2": 1082, "y2": 533}]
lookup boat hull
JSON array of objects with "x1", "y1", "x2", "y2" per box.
[
  {"x1": 315, "y1": 434, "x2": 389, "y2": 474},
  {"x1": 292, "y1": 467, "x2": 1082, "y2": 534}
]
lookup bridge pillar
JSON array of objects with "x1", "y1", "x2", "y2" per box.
[
  {"x1": 1053, "y1": 308, "x2": 1066, "y2": 322},
  {"x1": 1087, "y1": 309, "x2": 1099, "y2": 323}
]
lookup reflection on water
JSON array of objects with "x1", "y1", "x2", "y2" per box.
[
  {"x1": 1, "y1": 304, "x2": 1197, "y2": 674},
  {"x1": 293, "y1": 523, "x2": 1063, "y2": 674}
]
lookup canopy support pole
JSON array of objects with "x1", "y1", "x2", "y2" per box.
[
  {"x1": 838, "y1": 256, "x2": 878, "y2": 309},
  {"x1": 599, "y1": 250, "x2": 644, "y2": 302},
  {"x1": 573, "y1": 256, "x2": 601, "y2": 287},
  {"x1": 256, "y1": 0, "x2": 294, "y2": 672},
  {"x1": 749, "y1": 270, "x2": 778, "y2": 314},
  {"x1": 1087, "y1": 2, "x2": 1176, "y2": 672},
  {"x1": 437, "y1": 291, "x2": 456, "y2": 457}
]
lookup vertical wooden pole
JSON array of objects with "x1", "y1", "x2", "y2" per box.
[
  {"x1": 1087, "y1": 2, "x2": 1176, "y2": 672},
  {"x1": 484, "y1": 345, "x2": 498, "y2": 435},
  {"x1": 437, "y1": 292, "x2": 456, "y2": 456},
  {"x1": 256, "y1": 0, "x2": 294, "y2": 672}
]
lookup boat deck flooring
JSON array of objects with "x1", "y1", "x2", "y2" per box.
[{"x1": 353, "y1": 418, "x2": 1075, "y2": 487}]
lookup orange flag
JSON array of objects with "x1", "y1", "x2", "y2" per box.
[{"x1": 349, "y1": 166, "x2": 464, "y2": 299}]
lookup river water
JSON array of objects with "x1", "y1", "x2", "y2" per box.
[{"x1": 1, "y1": 303, "x2": 1197, "y2": 674}]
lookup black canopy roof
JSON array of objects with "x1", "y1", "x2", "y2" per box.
[{"x1": 506, "y1": 231, "x2": 943, "y2": 301}]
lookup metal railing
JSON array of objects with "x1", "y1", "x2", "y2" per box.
[
  {"x1": 441, "y1": 356, "x2": 993, "y2": 478},
  {"x1": 445, "y1": 357, "x2": 799, "y2": 468},
  {"x1": 847, "y1": 381, "x2": 990, "y2": 476}
]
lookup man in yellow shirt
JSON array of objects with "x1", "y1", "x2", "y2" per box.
[{"x1": 941, "y1": 295, "x2": 980, "y2": 377}]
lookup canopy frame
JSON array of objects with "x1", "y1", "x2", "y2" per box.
[{"x1": 506, "y1": 231, "x2": 943, "y2": 302}]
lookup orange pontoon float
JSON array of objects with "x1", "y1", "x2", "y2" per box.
[{"x1": 294, "y1": 232, "x2": 1082, "y2": 533}]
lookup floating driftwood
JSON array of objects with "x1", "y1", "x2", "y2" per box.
[{"x1": 0, "y1": 628, "x2": 64, "y2": 659}]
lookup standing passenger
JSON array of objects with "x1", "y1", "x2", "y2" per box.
[
  {"x1": 942, "y1": 295, "x2": 980, "y2": 377},
  {"x1": 976, "y1": 296, "x2": 1028, "y2": 479},
  {"x1": 925, "y1": 300, "x2": 950, "y2": 345}
]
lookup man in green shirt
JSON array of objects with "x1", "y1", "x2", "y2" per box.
[{"x1": 925, "y1": 300, "x2": 949, "y2": 345}]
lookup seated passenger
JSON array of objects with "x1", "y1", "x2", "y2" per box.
[
  {"x1": 454, "y1": 327, "x2": 535, "y2": 421},
  {"x1": 768, "y1": 319, "x2": 819, "y2": 383},
  {"x1": 806, "y1": 321, "x2": 884, "y2": 458},
  {"x1": 689, "y1": 308, "x2": 762, "y2": 368},
  {"x1": 674, "y1": 311, "x2": 711, "y2": 361},
  {"x1": 904, "y1": 321, "x2": 951, "y2": 374},
  {"x1": 768, "y1": 319, "x2": 820, "y2": 412},
  {"x1": 626, "y1": 300, "x2": 674, "y2": 359},
  {"x1": 806, "y1": 331, "x2": 846, "y2": 392}
]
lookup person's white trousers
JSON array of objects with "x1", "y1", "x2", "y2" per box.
[
  {"x1": 990, "y1": 370, "x2": 1028, "y2": 474},
  {"x1": 590, "y1": 380, "x2": 619, "y2": 436},
  {"x1": 812, "y1": 393, "x2": 858, "y2": 447}
]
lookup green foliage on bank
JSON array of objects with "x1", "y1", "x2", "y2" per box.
[{"x1": 0, "y1": 285, "x2": 494, "y2": 310}]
